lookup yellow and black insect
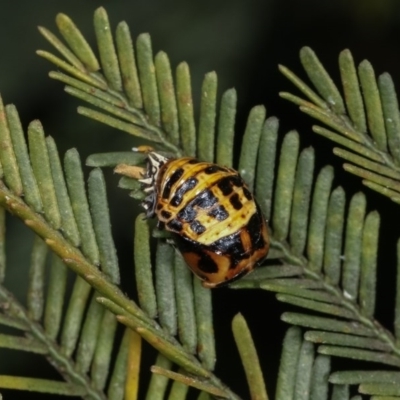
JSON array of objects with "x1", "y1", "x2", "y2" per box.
[{"x1": 139, "y1": 151, "x2": 269, "y2": 288}]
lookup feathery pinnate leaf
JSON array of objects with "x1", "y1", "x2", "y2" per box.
[
  {"x1": 0, "y1": 100, "x2": 239, "y2": 399},
  {"x1": 225, "y1": 102, "x2": 400, "y2": 399},
  {"x1": 0, "y1": 84, "x2": 246, "y2": 398},
  {"x1": 281, "y1": 46, "x2": 400, "y2": 203}
]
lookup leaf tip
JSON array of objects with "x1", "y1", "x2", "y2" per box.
[
  {"x1": 231, "y1": 312, "x2": 244, "y2": 328},
  {"x1": 94, "y1": 6, "x2": 107, "y2": 15},
  {"x1": 28, "y1": 119, "x2": 44, "y2": 132},
  {"x1": 55, "y1": 12, "x2": 70, "y2": 27},
  {"x1": 300, "y1": 45, "x2": 313, "y2": 55},
  {"x1": 137, "y1": 32, "x2": 151, "y2": 44}
]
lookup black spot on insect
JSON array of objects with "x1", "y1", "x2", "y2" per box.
[
  {"x1": 243, "y1": 187, "x2": 252, "y2": 200},
  {"x1": 211, "y1": 232, "x2": 250, "y2": 268},
  {"x1": 160, "y1": 210, "x2": 172, "y2": 219},
  {"x1": 170, "y1": 177, "x2": 198, "y2": 206},
  {"x1": 162, "y1": 168, "x2": 184, "y2": 199},
  {"x1": 231, "y1": 176, "x2": 244, "y2": 187},
  {"x1": 198, "y1": 252, "x2": 219, "y2": 273},
  {"x1": 230, "y1": 193, "x2": 243, "y2": 210},
  {"x1": 172, "y1": 235, "x2": 219, "y2": 273},
  {"x1": 188, "y1": 159, "x2": 200, "y2": 164},
  {"x1": 247, "y1": 207, "x2": 266, "y2": 250},
  {"x1": 156, "y1": 204, "x2": 163, "y2": 210},
  {"x1": 211, "y1": 233, "x2": 238, "y2": 253},
  {"x1": 217, "y1": 175, "x2": 244, "y2": 196},
  {"x1": 190, "y1": 220, "x2": 206, "y2": 234},
  {"x1": 191, "y1": 189, "x2": 218, "y2": 209},
  {"x1": 177, "y1": 206, "x2": 197, "y2": 222},
  {"x1": 211, "y1": 232, "x2": 246, "y2": 258},
  {"x1": 207, "y1": 205, "x2": 229, "y2": 221},
  {"x1": 247, "y1": 210, "x2": 261, "y2": 235},
  {"x1": 204, "y1": 165, "x2": 226, "y2": 174},
  {"x1": 167, "y1": 219, "x2": 183, "y2": 232},
  {"x1": 217, "y1": 177, "x2": 234, "y2": 196}
]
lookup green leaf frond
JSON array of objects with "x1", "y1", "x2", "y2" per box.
[
  {"x1": 280, "y1": 47, "x2": 400, "y2": 204},
  {"x1": 276, "y1": 327, "x2": 334, "y2": 400},
  {"x1": 0, "y1": 90, "x2": 246, "y2": 397},
  {"x1": 37, "y1": 7, "x2": 244, "y2": 166},
  {"x1": 39, "y1": 9, "x2": 184, "y2": 157},
  {"x1": 276, "y1": 326, "x2": 400, "y2": 399},
  {"x1": 224, "y1": 103, "x2": 400, "y2": 395}
]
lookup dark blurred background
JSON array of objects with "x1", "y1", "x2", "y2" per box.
[{"x1": 1, "y1": 0, "x2": 400, "y2": 399}]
